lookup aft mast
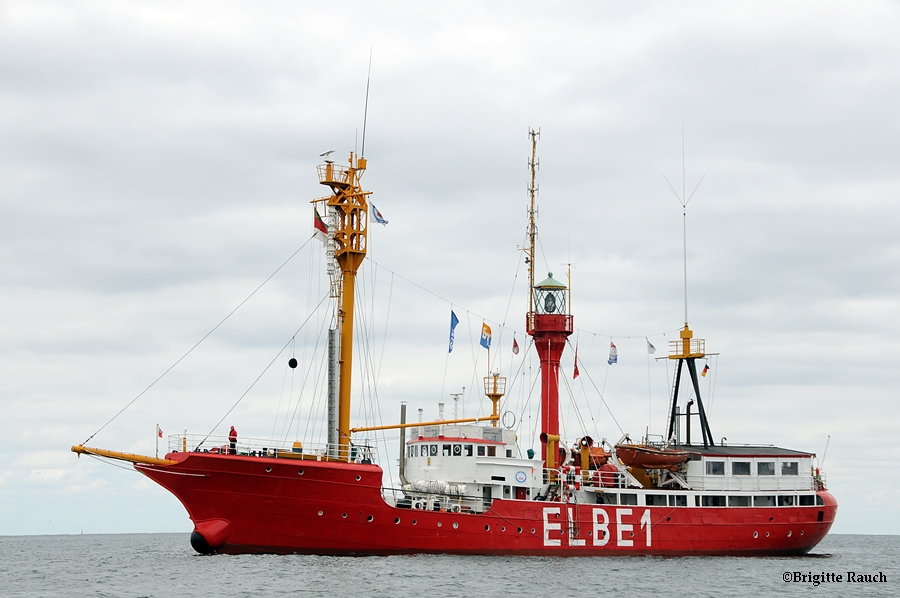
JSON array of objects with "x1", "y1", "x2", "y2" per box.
[
  {"x1": 524, "y1": 129, "x2": 573, "y2": 471},
  {"x1": 314, "y1": 152, "x2": 371, "y2": 461},
  {"x1": 664, "y1": 141, "x2": 713, "y2": 448}
]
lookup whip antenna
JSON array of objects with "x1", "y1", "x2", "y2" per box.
[
  {"x1": 361, "y1": 47, "x2": 372, "y2": 157},
  {"x1": 663, "y1": 125, "x2": 705, "y2": 325}
]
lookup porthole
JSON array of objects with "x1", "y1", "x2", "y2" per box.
[
  {"x1": 412, "y1": 520, "x2": 417, "y2": 525},
  {"x1": 484, "y1": 525, "x2": 490, "y2": 532},
  {"x1": 453, "y1": 522, "x2": 459, "y2": 529},
  {"x1": 753, "y1": 531, "x2": 758, "y2": 538},
  {"x1": 356, "y1": 475, "x2": 361, "y2": 481},
  {"x1": 317, "y1": 510, "x2": 323, "y2": 516},
  {"x1": 765, "y1": 532, "x2": 770, "y2": 537},
  {"x1": 787, "y1": 530, "x2": 792, "y2": 537},
  {"x1": 367, "y1": 515, "x2": 374, "y2": 522},
  {"x1": 437, "y1": 521, "x2": 442, "y2": 527},
  {"x1": 265, "y1": 467, "x2": 272, "y2": 472},
  {"x1": 801, "y1": 530, "x2": 804, "y2": 535},
  {"x1": 501, "y1": 526, "x2": 506, "y2": 532},
  {"x1": 298, "y1": 470, "x2": 304, "y2": 475},
  {"x1": 394, "y1": 518, "x2": 401, "y2": 524},
  {"x1": 531, "y1": 528, "x2": 535, "y2": 534},
  {"x1": 517, "y1": 527, "x2": 522, "y2": 533},
  {"x1": 342, "y1": 513, "x2": 347, "y2": 519},
  {"x1": 769, "y1": 516, "x2": 774, "y2": 522}
]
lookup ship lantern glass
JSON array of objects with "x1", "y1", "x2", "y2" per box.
[{"x1": 533, "y1": 272, "x2": 568, "y2": 315}]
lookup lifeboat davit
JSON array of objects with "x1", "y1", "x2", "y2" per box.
[{"x1": 615, "y1": 444, "x2": 691, "y2": 469}]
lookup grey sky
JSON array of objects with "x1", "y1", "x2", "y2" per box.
[{"x1": 2, "y1": 1, "x2": 898, "y2": 536}]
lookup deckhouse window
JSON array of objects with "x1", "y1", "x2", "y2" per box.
[
  {"x1": 487, "y1": 446, "x2": 496, "y2": 457},
  {"x1": 706, "y1": 461, "x2": 725, "y2": 475},
  {"x1": 429, "y1": 445, "x2": 438, "y2": 457},
  {"x1": 645, "y1": 494, "x2": 667, "y2": 506},
  {"x1": 732, "y1": 462, "x2": 751, "y2": 476},
  {"x1": 477, "y1": 446, "x2": 485, "y2": 457},
  {"x1": 669, "y1": 495, "x2": 687, "y2": 507},
  {"x1": 754, "y1": 496, "x2": 776, "y2": 507},
  {"x1": 464, "y1": 445, "x2": 473, "y2": 457},
  {"x1": 453, "y1": 444, "x2": 462, "y2": 456},
  {"x1": 728, "y1": 496, "x2": 751, "y2": 507},
  {"x1": 757, "y1": 462, "x2": 775, "y2": 476},
  {"x1": 781, "y1": 461, "x2": 798, "y2": 476},
  {"x1": 506, "y1": 449, "x2": 513, "y2": 458},
  {"x1": 409, "y1": 446, "x2": 416, "y2": 458},
  {"x1": 702, "y1": 496, "x2": 726, "y2": 507},
  {"x1": 442, "y1": 445, "x2": 451, "y2": 456}
]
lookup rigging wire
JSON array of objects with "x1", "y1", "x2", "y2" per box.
[
  {"x1": 284, "y1": 304, "x2": 332, "y2": 443},
  {"x1": 82, "y1": 235, "x2": 316, "y2": 446},
  {"x1": 198, "y1": 292, "x2": 331, "y2": 448},
  {"x1": 270, "y1": 336, "x2": 295, "y2": 440},
  {"x1": 571, "y1": 348, "x2": 624, "y2": 436}
]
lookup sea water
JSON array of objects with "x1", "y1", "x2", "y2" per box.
[{"x1": 1, "y1": 533, "x2": 897, "y2": 597}]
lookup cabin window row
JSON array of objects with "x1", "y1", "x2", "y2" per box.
[
  {"x1": 701, "y1": 494, "x2": 824, "y2": 507},
  {"x1": 705, "y1": 461, "x2": 799, "y2": 476},
  {"x1": 595, "y1": 493, "x2": 824, "y2": 507},
  {"x1": 409, "y1": 444, "x2": 510, "y2": 458}
]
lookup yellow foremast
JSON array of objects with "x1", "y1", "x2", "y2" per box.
[{"x1": 314, "y1": 153, "x2": 371, "y2": 461}]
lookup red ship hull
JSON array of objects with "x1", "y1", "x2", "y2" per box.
[{"x1": 138, "y1": 452, "x2": 836, "y2": 556}]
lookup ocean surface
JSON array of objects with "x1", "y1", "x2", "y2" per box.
[{"x1": 1, "y1": 533, "x2": 896, "y2": 597}]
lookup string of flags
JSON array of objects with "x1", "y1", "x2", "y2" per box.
[{"x1": 442, "y1": 309, "x2": 708, "y2": 381}]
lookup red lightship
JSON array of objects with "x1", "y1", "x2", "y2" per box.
[{"x1": 73, "y1": 130, "x2": 836, "y2": 555}]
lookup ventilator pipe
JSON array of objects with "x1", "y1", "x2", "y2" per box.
[
  {"x1": 539, "y1": 432, "x2": 561, "y2": 470},
  {"x1": 579, "y1": 436, "x2": 593, "y2": 478}
]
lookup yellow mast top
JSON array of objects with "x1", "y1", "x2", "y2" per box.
[{"x1": 314, "y1": 152, "x2": 371, "y2": 460}]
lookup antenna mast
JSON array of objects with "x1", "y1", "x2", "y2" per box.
[
  {"x1": 527, "y1": 128, "x2": 539, "y2": 313},
  {"x1": 361, "y1": 48, "x2": 372, "y2": 158}
]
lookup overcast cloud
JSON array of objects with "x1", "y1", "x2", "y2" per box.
[{"x1": 2, "y1": 1, "x2": 899, "y2": 536}]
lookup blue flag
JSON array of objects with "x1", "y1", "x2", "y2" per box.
[
  {"x1": 480, "y1": 323, "x2": 492, "y2": 350},
  {"x1": 448, "y1": 310, "x2": 459, "y2": 353}
]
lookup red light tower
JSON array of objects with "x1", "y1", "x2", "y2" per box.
[{"x1": 527, "y1": 273, "x2": 573, "y2": 469}]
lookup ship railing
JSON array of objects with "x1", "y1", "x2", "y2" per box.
[
  {"x1": 685, "y1": 474, "x2": 815, "y2": 492},
  {"x1": 542, "y1": 467, "x2": 634, "y2": 491},
  {"x1": 668, "y1": 337, "x2": 705, "y2": 357},
  {"x1": 167, "y1": 434, "x2": 377, "y2": 464},
  {"x1": 317, "y1": 163, "x2": 353, "y2": 185}
]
